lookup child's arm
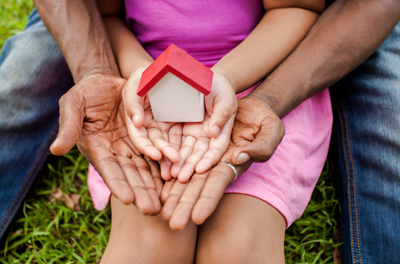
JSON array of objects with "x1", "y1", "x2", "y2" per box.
[{"x1": 213, "y1": 0, "x2": 325, "y2": 94}]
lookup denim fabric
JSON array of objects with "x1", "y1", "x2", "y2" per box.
[
  {"x1": 0, "y1": 8, "x2": 73, "y2": 241},
  {"x1": 330, "y1": 21, "x2": 400, "y2": 263}
]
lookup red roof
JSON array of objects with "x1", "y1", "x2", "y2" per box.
[{"x1": 137, "y1": 44, "x2": 213, "y2": 97}]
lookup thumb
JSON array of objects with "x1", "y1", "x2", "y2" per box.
[
  {"x1": 207, "y1": 93, "x2": 237, "y2": 138},
  {"x1": 231, "y1": 120, "x2": 285, "y2": 165},
  {"x1": 50, "y1": 89, "x2": 84, "y2": 156},
  {"x1": 123, "y1": 72, "x2": 146, "y2": 128}
]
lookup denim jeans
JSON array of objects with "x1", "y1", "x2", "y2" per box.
[
  {"x1": 0, "y1": 8, "x2": 73, "y2": 241},
  {"x1": 330, "y1": 21, "x2": 400, "y2": 263}
]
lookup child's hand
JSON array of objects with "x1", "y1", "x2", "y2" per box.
[
  {"x1": 122, "y1": 67, "x2": 182, "y2": 167},
  {"x1": 170, "y1": 71, "x2": 237, "y2": 182}
]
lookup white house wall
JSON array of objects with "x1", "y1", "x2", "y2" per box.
[{"x1": 148, "y1": 72, "x2": 205, "y2": 122}]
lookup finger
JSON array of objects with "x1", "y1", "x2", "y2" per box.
[
  {"x1": 161, "y1": 179, "x2": 189, "y2": 222},
  {"x1": 148, "y1": 126, "x2": 181, "y2": 163},
  {"x1": 87, "y1": 146, "x2": 134, "y2": 205},
  {"x1": 133, "y1": 156, "x2": 162, "y2": 215},
  {"x1": 171, "y1": 136, "x2": 196, "y2": 177},
  {"x1": 232, "y1": 120, "x2": 285, "y2": 165},
  {"x1": 50, "y1": 89, "x2": 84, "y2": 155},
  {"x1": 117, "y1": 156, "x2": 156, "y2": 215},
  {"x1": 125, "y1": 116, "x2": 163, "y2": 160},
  {"x1": 207, "y1": 92, "x2": 236, "y2": 138},
  {"x1": 159, "y1": 156, "x2": 173, "y2": 181},
  {"x1": 161, "y1": 178, "x2": 176, "y2": 204},
  {"x1": 169, "y1": 173, "x2": 208, "y2": 231},
  {"x1": 196, "y1": 116, "x2": 234, "y2": 173},
  {"x1": 177, "y1": 137, "x2": 209, "y2": 183},
  {"x1": 122, "y1": 71, "x2": 146, "y2": 128},
  {"x1": 191, "y1": 164, "x2": 235, "y2": 225},
  {"x1": 168, "y1": 123, "x2": 183, "y2": 152},
  {"x1": 144, "y1": 156, "x2": 163, "y2": 198}
]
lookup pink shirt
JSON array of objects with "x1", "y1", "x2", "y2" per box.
[{"x1": 125, "y1": 0, "x2": 263, "y2": 66}]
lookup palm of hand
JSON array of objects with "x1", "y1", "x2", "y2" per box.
[
  {"x1": 54, "y1": 73, "x2": 163, "y2": 215},
  {"x1": 124, "y1": 69, "x2": 237, "y2": 182},
  {"x1": 169, "y1": 114, "x2": 234, "y2": 182}
]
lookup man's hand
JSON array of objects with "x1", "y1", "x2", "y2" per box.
[
  {"x1": 160, "y1": 95, "x2": 285, "y2": 230},
  {"x1": 50, "y1": 73, "x2": 162, "y2": 215},
  {"x1": 228, "y1": 95, "x2": 285, "y2": 166}
]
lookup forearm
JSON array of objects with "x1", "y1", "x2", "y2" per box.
[
  {"x1": 213, "y1": 7, "x2": 319, "y2": 93},
  {"x1": 102, "y1": 17, "x2": 153, "y2": 78},
  {"x1": 251, "y1": 0, "x2": 400, "y2": 118},
  {"x1": 34, "y1": 0, "x2": 119, "y2": 83}
]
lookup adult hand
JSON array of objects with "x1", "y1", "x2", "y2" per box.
[
  {"x1": 160, "y1": 95, "x2": 285, "y2": 230},
  {"x1": 50, "y1": 73, "x2": 163, "y2": 215}
]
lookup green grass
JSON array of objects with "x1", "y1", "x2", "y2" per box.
[{"x1": 0, "y1": 1, "x2": 340, "y2": 263}]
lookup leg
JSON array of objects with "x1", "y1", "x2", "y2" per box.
[
  {"x1": 0, "y1": 8, "x2": 73, "y2": 241},
  {"x1": 330, "y1": 21, "x2": 400, "y2": 263},
  {"x1": 100, "y1": 196, "x2": 197, "y2": 264},
  {"x1": 196, "y1": 194, "x2": 286, "y2": 264}
]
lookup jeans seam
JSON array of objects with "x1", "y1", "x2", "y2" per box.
[
  {"x1": 336, "y1": 100, "x2": 362, "y2": 264},
  {"x1": 0, "y1": 122, "x2": 58, "y2": 238}
]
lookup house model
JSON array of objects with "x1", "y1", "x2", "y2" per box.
[{"x1": 137, "y1": 44, "x2": 213, "y2": 122}]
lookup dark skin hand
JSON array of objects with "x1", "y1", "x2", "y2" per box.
[
  {"x1": 35, "y1": 0, "x2": 164, "y2": 214},
  {"x1": 50, "y1": 73, "x2": 163, "y2": 215},
  {"x1": 161, "y1": 95, "x2": 285, "y2": 230}
]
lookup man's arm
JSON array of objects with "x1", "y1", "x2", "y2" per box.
[
  {"x1": 252, "y1": 0, "x2": 400, "y2": 118},
  {"x1": 32, "y1": 0, "x2": 163, "y2": 214},
  {"x1": 33, "y1": 0, "x2": 119, "y2": 83}
]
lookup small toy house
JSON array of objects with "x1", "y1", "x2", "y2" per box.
[{"x1": 137, "y1": 44, "x2": 213, "y2": 122}]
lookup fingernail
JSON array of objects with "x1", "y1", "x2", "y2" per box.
[
  {"x1": 212, "y1": 125, "x2": 220, "y2": 136},
  {"x1": 236, "y1": 153, "x2": 250, "y2": 164}
]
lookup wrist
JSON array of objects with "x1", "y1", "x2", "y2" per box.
[
  {"x1": 74, "y1": 66, "x2": 121, "y2": 84},
  {"x1": 247, "y1": 77, "x2": 308, "y2": 118},
  {"x1": 211, "y1": 66, "x2": 238, "y2": 93},
  {"x1": 126, "y1": 63, "x2": 152, "y2": 79}
]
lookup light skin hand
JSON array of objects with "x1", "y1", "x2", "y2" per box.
[
  {"x1": 123, "y1": 68, "x2": 237, "y2": 182},
  {"x1": 123, "y1": 67, "x2": 182, "y2": 172},
  {"x1": 50, "y1": 73, "x2": 163, "y2": 215},
  {"x1": 161, "y1": 94, "x2": 285, "y2": 230},
  {"x1": 170, "y1": 71, "x2": 237, "y2": 183}
]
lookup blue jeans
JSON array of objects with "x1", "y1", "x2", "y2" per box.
[
  {"x1": 0, "y1": 8, "x2": 73, "y2": 241},
  {"x1": 330, "y1": 21, "x2": 400, "y2": 263}
]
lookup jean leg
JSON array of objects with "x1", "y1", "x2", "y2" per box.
[
  {"x1": 330, "y1": 21, "x2": 400, "y2": 263},
  {"x1": 0, "y1": 8, "x2": 73, "y2": 240}
]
